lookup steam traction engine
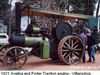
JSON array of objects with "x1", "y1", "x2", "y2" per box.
[{"x1": 0, "y1": 2, "x2": 93, "y2": 69}]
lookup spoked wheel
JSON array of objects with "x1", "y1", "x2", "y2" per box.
[
  {"x1": 3, "y1": 46, "x2": 27, "y2": 69},
  {"x1": 0, "y1": 45, "x2": 10, "y2": 63},
  {"x1": 58, "y1": 35, "x2": 83, "y2": 65}
]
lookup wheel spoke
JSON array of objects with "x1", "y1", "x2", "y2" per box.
[
  {"x1": 62, "y1": 45, "x2": 70, "y2": 51},
  {"x1": 73, "y1": 44, "x2": 79, "y2": 49},
  {"x1": 68, "y1": 39, "x2": 71, "y2": 47},
  {"x1": 17, "y1": 54, "x2": 26, "y2": 59},
  {"x1": 62, "y1": 46, "x2": 69, "y2": 50},
  {"x1": 71, "y1": 53, "x2": 75, "y2": 63},
  {"x1": 62, "y1": 50, "x2": 70, "y2": 52},
  {"x1": 68, "y1": 54, "x2": 72, "y2": 64},
  {"x1": 63, "y1": 52, "x2": 67, "y2": 57},
  {"x1": 71, "y1": 39, "x2": 74, "y2": 48},
  {"x1": 74, "y1": 48, "x2": 82, "y2": 51},
  {"x1": 73, "y1": 40, "x2": 79, "y2": 47},
  {"x1": 14, "y1": 48, "x2": 17, "y2": 57},
  {"x1": 64, "y1": 42, "x2": 70, "y2": 48},
  {"x1": 73, "y1": 51, "x2": 80, "y2": 57},
  {"x1": 63, "y1": 51, "x2": 69, "y2": 59}
]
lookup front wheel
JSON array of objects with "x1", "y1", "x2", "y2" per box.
[{"x1": 3, "y1": 46, "x2": 27, "y2": 69}]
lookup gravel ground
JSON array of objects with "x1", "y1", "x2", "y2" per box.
[{"x1": 0, "y1": 53, "x2": 100, "y2": 70}]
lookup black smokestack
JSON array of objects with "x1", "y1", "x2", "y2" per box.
[{"x1": 15, "y1": 2, "x2": 21, "y2": 34}]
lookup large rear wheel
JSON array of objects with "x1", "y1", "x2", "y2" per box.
[{"x1": 58, "y1": 35, "x2": 83, "y2": 65}]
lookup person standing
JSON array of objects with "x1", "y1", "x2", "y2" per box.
[
  {"x1": 86, "y1": 28, "x2": 96, "y2": 62},
  {"x1": 80, "y1": 31, "x2": 87, "y2": 63},
  {"x1": 90, "y1": 44, "x2": 97, "y2": 63}
]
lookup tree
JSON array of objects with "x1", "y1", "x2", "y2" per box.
[
  {"x1": 68, "y1": 0, "x2": 96, "y2": 15},
  {"x1": 0, "y1": 0, "x2": 9, "y2": 16},
  {"x1": 96, "y1": 0, "x2": 100, "y2": 17},
  {"x1": 55, "y1": 0, "x2": 96, "y2": 15},
  {"x1": 84, "y1": 0, "x2": 96, "y2": 15}
]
